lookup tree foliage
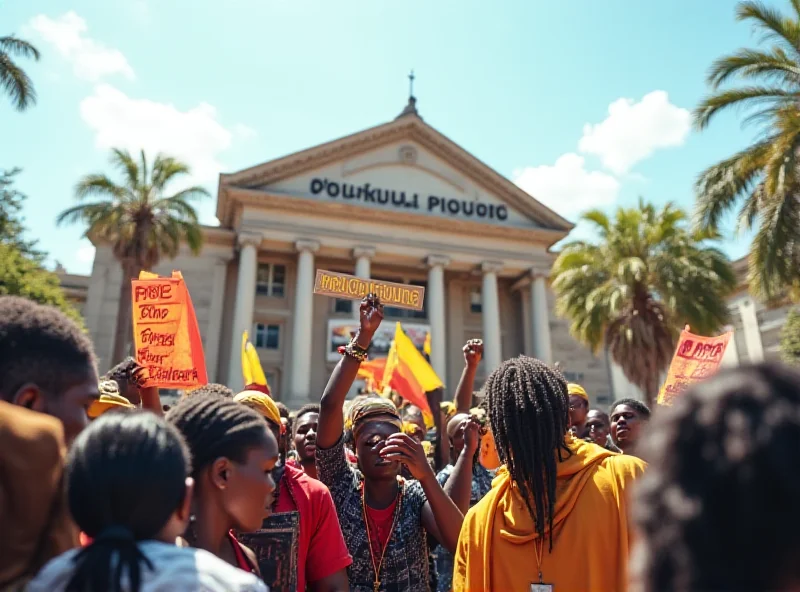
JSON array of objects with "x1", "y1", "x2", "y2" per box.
[
  {"x1": 694, "y1": 0, "x2": 800, "y2": 300},
  {"x1": 0, "y1": 168, "x2": 81, "y2": 324},
  {"x1": 0, "y1": 35, "x2": 40, "y2": 111},
  {"x1": 780, "y1": 307, "x2": 800, "y2": 365},
  {"x1": 57, "y1": 149, "x2": 208, "y2": 362},
  {"x1": 551, "y1": 200, "x2": 737, "y2": 405}
]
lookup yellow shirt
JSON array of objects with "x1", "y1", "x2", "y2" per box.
[{"x1": 453, "y1": 436, "x2": 645, "y2": 592}]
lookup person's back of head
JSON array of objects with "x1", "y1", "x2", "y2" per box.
[
  {"x1": 0, "y1": 297, "x2": 98, "y2": 443},
  {"x1": 633, "y1": 363, "x2": 800, "y2": 592},
  {"x1": 65, "y1": 411, "x2": 193, "y2": 591},
  {"x1": 483, "y1": 356, "x2": 570, "y2": 548}
]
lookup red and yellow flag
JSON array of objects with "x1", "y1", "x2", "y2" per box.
[{"x1": 382, "y1": 322, "x2": 443, "y2": 417}]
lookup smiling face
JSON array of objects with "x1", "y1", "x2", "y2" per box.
[
  {"x1": 610, "y1": 404, "x2": 646, "y2": 452},
  {"x1": 293, "y1": 412, "x2": 319, "y2": 463},
  {"x1": 354, "y1": 418, "x2": 402, "y2": 481},
  {"x1": 585, "y1": 410, "x2": 611, "y2": 447}
]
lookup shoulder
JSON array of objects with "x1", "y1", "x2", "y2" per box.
[
  {"x1": 436, "y1": 464, "x2": 454, "y2": 485},
  {"x1": 602, "y1": 453, "x2": 647, "y2": 484},
  {"x1": 285, "y1": 463, "x2": 332, "y2": 498},
  {"x1": 0, "y1": 401, "x2": 65, "y2": 462},
  {"x1": 26, "y1": 549, "x2": 80, "y2": 591}
]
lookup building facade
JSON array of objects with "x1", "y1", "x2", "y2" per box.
[{"x1": 73, "y1": 103, "x2": 626, "y2": 409}]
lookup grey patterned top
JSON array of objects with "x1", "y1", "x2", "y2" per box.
[
  {"x1": 433, "y1": 464, "x2": 494, "y2": 592},
  {"x1": 316, "y1": 436, "x2": 431, "y2": 592}
]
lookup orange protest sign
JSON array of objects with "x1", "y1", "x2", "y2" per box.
[
  {"x1": 657, "y1": 329, "x2": 732, "y2": 406},
  {"x1": 131, "y1": 271, "x2": 208, "y2": 389}
]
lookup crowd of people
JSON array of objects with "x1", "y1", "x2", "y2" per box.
[{"x1": 1, "y1": 292, "x2": 799, "y2": 592}]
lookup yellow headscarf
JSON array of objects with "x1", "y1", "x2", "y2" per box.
[
  {"x1": 346, "y1": 396, "x2": 402, "y2": 437},
  {"x1": 234, "y1": 390, "x2": 282, "y2": 431},
  {"x1": 568, "y1": 383, "x2": 589, "y2": 402},
  {"x1": 87, "y1": 381, "x2": 135, "y2": 419}
]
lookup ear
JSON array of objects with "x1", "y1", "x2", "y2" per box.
[
  {"x1": 12, "y1": 383, "x2": 47, "y2": 413},
  {"x1": 177, "y1": 477, "x2": 194, "y2": 522},
  {"x1": 210, "y1": 457, "x2": 232, "y2": 490}
]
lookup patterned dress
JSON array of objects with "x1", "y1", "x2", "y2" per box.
[
  {"x1": 317, "y1": 437, "x2": 431, "y2": 592},
  {"x1": 433, "y1": 464, "x2": 493, "y2": 592}
]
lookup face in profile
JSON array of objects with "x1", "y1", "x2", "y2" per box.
[
  {"x1": 224, "y1": 427, "x2": 280, "y2": 532},
  {"x1": 40, "y1": 362, "x2": 100, "y2": 444}
]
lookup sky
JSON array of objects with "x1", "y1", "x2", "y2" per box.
[{"x1": 0, "y1": 0, "x2": 764, "y2": 274}]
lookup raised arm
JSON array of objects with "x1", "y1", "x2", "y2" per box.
[
  {"x1": 130, "y1": 363, "x2": 163, "y2": 416},
  {"x1": 454, "y1": 340, "x2": 482, "y2": 414},
  {"x1": 317, "y1": 295, "x2": 384, "y2": 450},
  {"x1": 444, "y1": 418, "x2": 480, "y2": 514}
]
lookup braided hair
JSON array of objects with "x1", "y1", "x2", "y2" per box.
[
  {"x1": 484, "y1": 356, "x2": 571, "y2": 550},
  {"x1": 633, "y1": 363, "x2": 800, "y2": 591},
  {"x1": 166, "y1": 392, "x2": 273, "y2": 478},
  {"x1": 65, "y1": 411, "x2": 190, "y2": 592}
]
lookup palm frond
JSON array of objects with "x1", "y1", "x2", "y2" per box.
[
  {"x1": 693, "y1": 86, "x2": 795, "y2": 130},
  {"x1": 150, "y1": 155, "x2": 192, "y2": 191},
  {"x1": 737, "y1": 1, "x2": 800, "y2": 59},
  {"x1": 109, "y1": 149, "x2": 141, "y2": 196},
  {"x1": 0, "y1": 36, "x2": 40, "y2": 60},
  {"x1": 74, "y1": 174, "x2": 128, "y2": 202},
  {"x1": 0, "y1": 53, "x2": 36, "y2": 111},
  {"x1": 707, "y1": 47, "x2": 800, "y2": 88}
]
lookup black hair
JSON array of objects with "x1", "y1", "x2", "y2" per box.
[
  {"x1": 166, "y1": 393, "x2": 272, "y2": 478},
  {"x1": 293, "y1": 404, "x2": 320, "y2": 435},
  {"x1": 65, "y1": 411, "x2": 191, "y2": 592},
  {"x1": 610, "y1": 398, "x2": 651, "y2": 420},
  {"x1": 0, "y1": 296, "x2": 96, "y2": 401},
  {"x1": 189, "y1": 383, "x2": 234, "y2": 399},
  {"x1": 633, "y1": 363, "x2": 800, "y2": 591},
  {"x1": 587, "y1": 408, "x2": 610, "y2": 423},
  {"x1": 104, "y1": 357, "x2": 137, "y2": 384},
  {"x1": 276, "y1": 401, "x2": 292, "y2": 435},
  {"x1": 484, "y1": 356, "x2": 570, "y2": 550}
]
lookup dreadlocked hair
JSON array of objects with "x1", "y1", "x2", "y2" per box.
[
  {"x1": 166, "y1": 392, "x2": 272, "y2": 478},
  {"x1": 484, "y1": 356, "x2": 570, "y2": 551},
  {"x1": 633, "y1": 363, "x2": 800, "y2": 592}
]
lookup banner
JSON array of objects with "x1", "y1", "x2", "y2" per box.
[
  {"x1": 131, "y1": 271, "x2": 207, "y2": 389},
  {"x1": 313, "y1": 270, "x2": 425, "y2": 311},
  {"x1": 327, "y1": 319, "x2": 429, "y2": 362},
  {"x1": 657, "y1": 329, "x2": 732, "y2": 406}
]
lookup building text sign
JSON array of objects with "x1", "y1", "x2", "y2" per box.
[
  {"x1": 313, "y1": 270, "x2": 425, "y2": 311},
  {"x1": 657, "y1": 329, "x2": 732, "y2": 406},
  {"x1": 310, "y1": 178, "x2": 509, "y2": 222}
]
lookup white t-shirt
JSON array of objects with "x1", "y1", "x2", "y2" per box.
[{"x1": 27, "y1": 540, "x2": 268, "y2": 592}]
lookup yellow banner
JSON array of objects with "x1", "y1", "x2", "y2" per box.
[
  {"x1": 313, "y1": 270, "x2": 425, "y2": 311},
  {"x1": 657, "y1": 329, "x2": 732, "y2": 406}
]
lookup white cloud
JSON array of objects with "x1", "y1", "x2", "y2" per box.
[
  {"x1": 27, "y1": 12, "x2": 134, "y2": 81},
  {"x1": 233, "y1": 123, "x2": 258, "y2": 140},
  {"x1": 80, "y1": 84, "x2": 234, "y2": 184},
  {"x1": 578, "y1": 91, "x2": 691, "y2": 174},
  {"x1": 514, "y1": 153, "x2": 620, "y2": 219}
]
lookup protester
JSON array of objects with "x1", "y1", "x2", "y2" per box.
[
  {"x1": 105, "y1": 357, "x2": 163, "y2": 415},
  {"x1": 568, "y1": 383, "x2": 590, "y2": 438},
  {"x1": 292, "y1": 404, "x2": 321, "y2": 480},
  {"x1": 87, "y1": 380, "x2": 135, "y2": 419},
  {"x1": 453, "y1": 356, "x2": 646, "y2": 591},
  {"x1": 0, "y1": 401, "x2": 78, "y2": 590},
  {"x1": 189, "y1": 383, "x2": 235, "y2": 398},
  {"x1": 166, "y1": 394, "x2": 278, "y2": 574},
  {"x1": 27, "y1": 411, "x2": 267, "y2": 592},
  {"x1": 632, "y1": 363, "x2": 800, "y2": 592},
  {"x1": 277, "y1": 401, "x2": 293, "y2": 464},
  {"x1": 610, "y1": 398, "x2": 651, "y2": 456},
  {"x1": 316, "y1": 294, "x2": 467, "y2": 592},
  {"x1": 585, "y1": 409, "x2": 622, "y2": 452},
  {"x1": 234, "y1": 390, "x2": 351, "y2": 591}
]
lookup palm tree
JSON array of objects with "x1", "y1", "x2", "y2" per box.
[
  {"x1": 694, "y1": 0, "x2": 800, "y2": 300},
  {"x1": 551, "y1": 201, "x2": 736, "y2": 405},
  {"x1": 58, "y1": 149, "x2": 209, "y2": 364},
  {"x1": 1, "y1": 35, "x2": 40, "y2": 111}
]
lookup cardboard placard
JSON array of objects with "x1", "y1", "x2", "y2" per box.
[
  {"x1": 313, "y1": 270, "x2": 425, "y2": 311},
  {"x1": 657, "y1": 329, "x2": 732, "y2": 406},
  {"x1": 131, "y1": 271, "x2": 208, "y2": 389}
]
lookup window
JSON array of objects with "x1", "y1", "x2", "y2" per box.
[
  {"x1": 469, "y1": 289, "x2": 482, "y2": 314},
  {"x1": 334, "y1": 299, "x2": 353, "y2": 314},
  {"x1": 563, "y1": 371, "x2": 585, "y2": 384},
  {"x1": 254, "y1": 323, "x2": 280, "y2": 350},
  {"x1": 256, "y1": 264, "x2": 286, "y2": 297}
]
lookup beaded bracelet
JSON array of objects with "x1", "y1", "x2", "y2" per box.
[{"x1": 337, "y1": 339, "x2": 369, "y2": 362}]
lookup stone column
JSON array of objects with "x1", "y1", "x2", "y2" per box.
[
  {"x1": 289, "y1": 239, "x2": 320, "y2": 403},
  {"x1": 720, "y1": 324, "x2": 740, "y2": 368},
  {"x1": 426, "y1": 255, "x2": 450, "y2": 380},
  {"x1": 352, "y1": 246, "x2": 375, "y2": 319},
  {"x1": 481, "y1": 261, "x2": 503, "y2": 373},
  {"x1": 530, "y1": 270, "x2": 553, "y2": 365},
  {"x1": 205, "y1": 256, "x2": 231, "y2": 382},
  {"x1": 227, "y1": 232, "x2": 261, "y2": 390},
  {"x1": 738, "y1": 297, "x2": 764, "y2": 363}
]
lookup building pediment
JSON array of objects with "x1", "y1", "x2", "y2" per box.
[{"x1": 218, "y1": 114, "x2": 572, "y2": 241}]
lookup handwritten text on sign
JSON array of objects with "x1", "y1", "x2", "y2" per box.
[
  {"x1": 313, "y1": 270, "x2": 425, "y2": 311},
  {"x1": 657, "y1": 329, "x2": 732, "y2": 407},
  {"x1": 132, "y1": 277, "x2": 202, "y2": 387}
]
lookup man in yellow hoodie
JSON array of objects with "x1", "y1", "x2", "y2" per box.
[{"x1": 453, "y1": 356, "x2": 645, "y2": 592}]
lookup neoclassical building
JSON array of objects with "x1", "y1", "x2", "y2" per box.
[{"x1": 77, "y1": 100, "x2": 620, "y2": 409}]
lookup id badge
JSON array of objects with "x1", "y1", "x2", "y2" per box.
[{"x1": 531, "y1": 585, "x2": 554, "y2": 592}]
